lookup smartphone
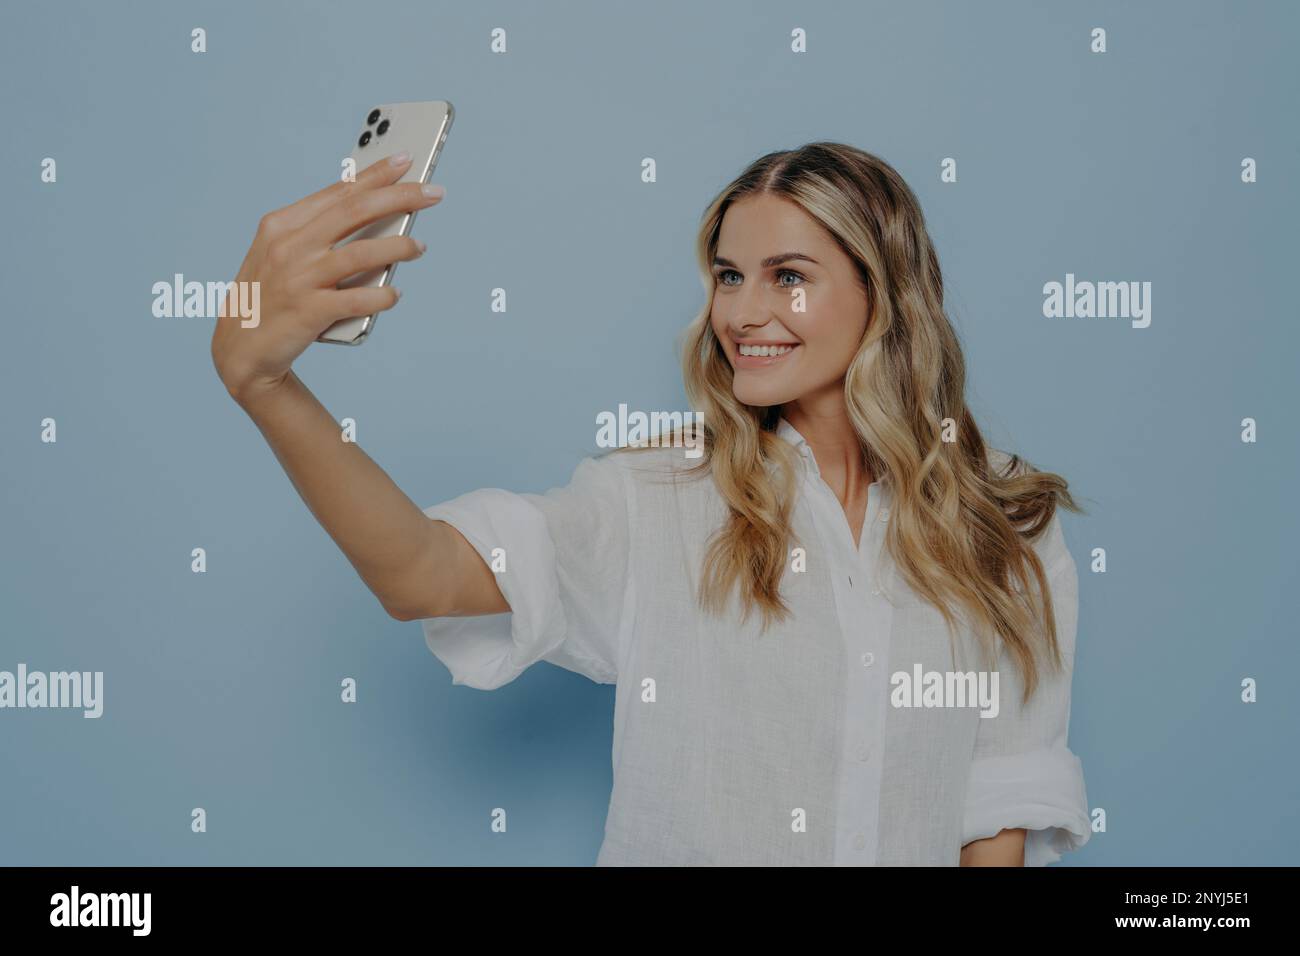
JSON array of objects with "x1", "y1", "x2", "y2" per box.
[{"x1": 317, "y1": 100, "x2": 454, "y2": 346}]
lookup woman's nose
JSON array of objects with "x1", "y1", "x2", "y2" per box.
[{"x1": 727, "y1": 297, "x2": 775, "y2": 334}]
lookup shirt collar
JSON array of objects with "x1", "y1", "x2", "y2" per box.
[
  {"x1": 775, "y1": 417, "x2": 818, "y2": 474},
  {"x1": 774, "y1": 416, "x2": 890, "y2": 501}
]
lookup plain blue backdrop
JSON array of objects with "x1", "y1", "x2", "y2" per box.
[{"x1": 1, "y1": 0, "x2": 1296, "y2": 865}]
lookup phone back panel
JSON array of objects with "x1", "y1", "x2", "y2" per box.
[{"x1": 318, "y1": 99, "x2": 453, "y2": 345}]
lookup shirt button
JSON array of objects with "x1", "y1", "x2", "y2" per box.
[
  {"x1": 854, "y1": 833, "x2": 867, "y2": 851},
  {"x1": 870, "y1": 585, "x2": 881, "y2": 596},
  {"x1": 878, "y1": 507, "x2": 890, "y2": 522},
  {"x1": 861, "y1": 652, "x2": 875, "y2": 667}
]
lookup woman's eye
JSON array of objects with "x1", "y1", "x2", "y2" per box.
[{"x1": 716, "y1": 269, "x2": 804, "y2": 287}]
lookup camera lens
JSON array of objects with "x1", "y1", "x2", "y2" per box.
[
  {"x1": 358, "y1": 131, "x2": 371, "y2": 148},
  {"x1": 367, "y1": 109, "x2": 381, "y2": 126},
  {"x1": 376, "y1": 119, "x2": 390, "y2": 136}
]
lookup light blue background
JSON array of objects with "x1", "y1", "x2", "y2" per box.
[{"x1": 1, "y1": 0, "x2": 1296, "y2": 865}]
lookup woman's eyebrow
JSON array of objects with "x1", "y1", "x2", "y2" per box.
[{"x1": 713, "y1": 252, "x2": 821, "y2": 269}]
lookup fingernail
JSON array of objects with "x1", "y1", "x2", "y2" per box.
[
  {"x1": 414, "y1": 239, "x2": 427, "y2": 254},
  {"x1": 394, "y1": 288, "x2": 402, "y2": 300},
  {"x1": 422, "y1": 183, "x2": 444, "y2": 199},
  {"x1": 389, "y1": 151, "x2": 411, "y2": 166}
]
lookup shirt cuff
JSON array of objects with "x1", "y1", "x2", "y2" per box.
[
  {"x1": 419, "y1": 489, "x2": 567, "y2": 690},
  {"x1": 962, "y1": 745, "x2": 1091, "y2": 866}
]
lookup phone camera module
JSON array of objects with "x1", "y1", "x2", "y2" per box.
[
  {"x1": 358, "y1": 131, "x2": 372, "y2": 148},
  {"x1": 367, "y1": 109, "x2": 381, "y2": 126},
  {"x1": 376, "y1": 119, "x2": 390, "y2": 136}
]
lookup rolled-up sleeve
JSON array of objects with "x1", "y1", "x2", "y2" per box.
[
  {"x1": 961, "y1": 514, "x2": 1091, "y2": 866},
  {"x1": 418, "y1": 453, "x2": 631, "y2": 691}
]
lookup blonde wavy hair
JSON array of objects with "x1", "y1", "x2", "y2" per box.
[{"x1": 621, "y1": 141, "x2": 1085, "y2": 704}]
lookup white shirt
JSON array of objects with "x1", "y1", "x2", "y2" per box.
[{"x1": 419, "y1": 418, "x2": 1091, "y2": 865}]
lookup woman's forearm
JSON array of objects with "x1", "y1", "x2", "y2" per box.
[
  {"x1": 960, "y1": 827, "x2": 1026, "y2": 866},
  {"x1": 210, "y1": 158, "x2": 502, "y2": 622},
  {"x1": 231, "y1": 370, "x2": 449, "y2": 618}
]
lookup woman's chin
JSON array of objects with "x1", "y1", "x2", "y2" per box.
[{"x1": 732, "y1": 382, "x2": 792, "y2": 409}]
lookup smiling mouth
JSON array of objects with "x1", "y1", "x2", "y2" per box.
[{"x1": 734, "y1": 342, "x2": 800, "y2": 368}]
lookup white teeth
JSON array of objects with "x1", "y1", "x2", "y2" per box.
[{"x1": 739, "y1": 344, "x2": 795, "y2": 357}]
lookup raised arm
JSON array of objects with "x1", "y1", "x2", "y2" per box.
[
  {"x1": 231, "y1": 372, "x2": 508, "y2": 621},
  {"x1": 212, "y1": 155, "x2": 506, "y2": 622}
]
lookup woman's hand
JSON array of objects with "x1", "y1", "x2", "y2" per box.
[{"x1": 211, "y1": 153, "x2": 444, "y2": 405}]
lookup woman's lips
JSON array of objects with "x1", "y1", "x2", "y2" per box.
[{"x1": 733, "y1": 344, "x2": 800, "y2": 369}]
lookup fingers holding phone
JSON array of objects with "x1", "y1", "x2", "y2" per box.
[
  {"x1": 210, "y1": 100, "x2": 453, "y2": 402},
  {"x1": 317, "y1": 100, "x2": 454, "y2": 346}
]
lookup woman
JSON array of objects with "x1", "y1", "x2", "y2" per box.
[{"x1": 211, "y1": 141, "x2": 1091, "y2": 867}]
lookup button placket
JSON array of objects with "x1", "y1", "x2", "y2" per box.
[{"x1": 799, "y1": 469, "x2": 893, "y2": 866}]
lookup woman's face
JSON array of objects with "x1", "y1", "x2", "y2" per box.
[{"x1": 709, "y1": 193, "x2": 871, "y2": 410}]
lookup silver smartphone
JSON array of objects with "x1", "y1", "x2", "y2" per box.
[{"x1": 317, "y1": 100, "x2": 454, "y2": 346}]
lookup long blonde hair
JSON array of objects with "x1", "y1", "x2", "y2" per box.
[{"x1": 622, "y1": 141, "x2": 1085, "y2": 704}]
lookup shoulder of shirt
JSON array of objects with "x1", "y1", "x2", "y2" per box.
[{"x1": 595, "y1": 444, "x2": 706, "y2": 474}]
